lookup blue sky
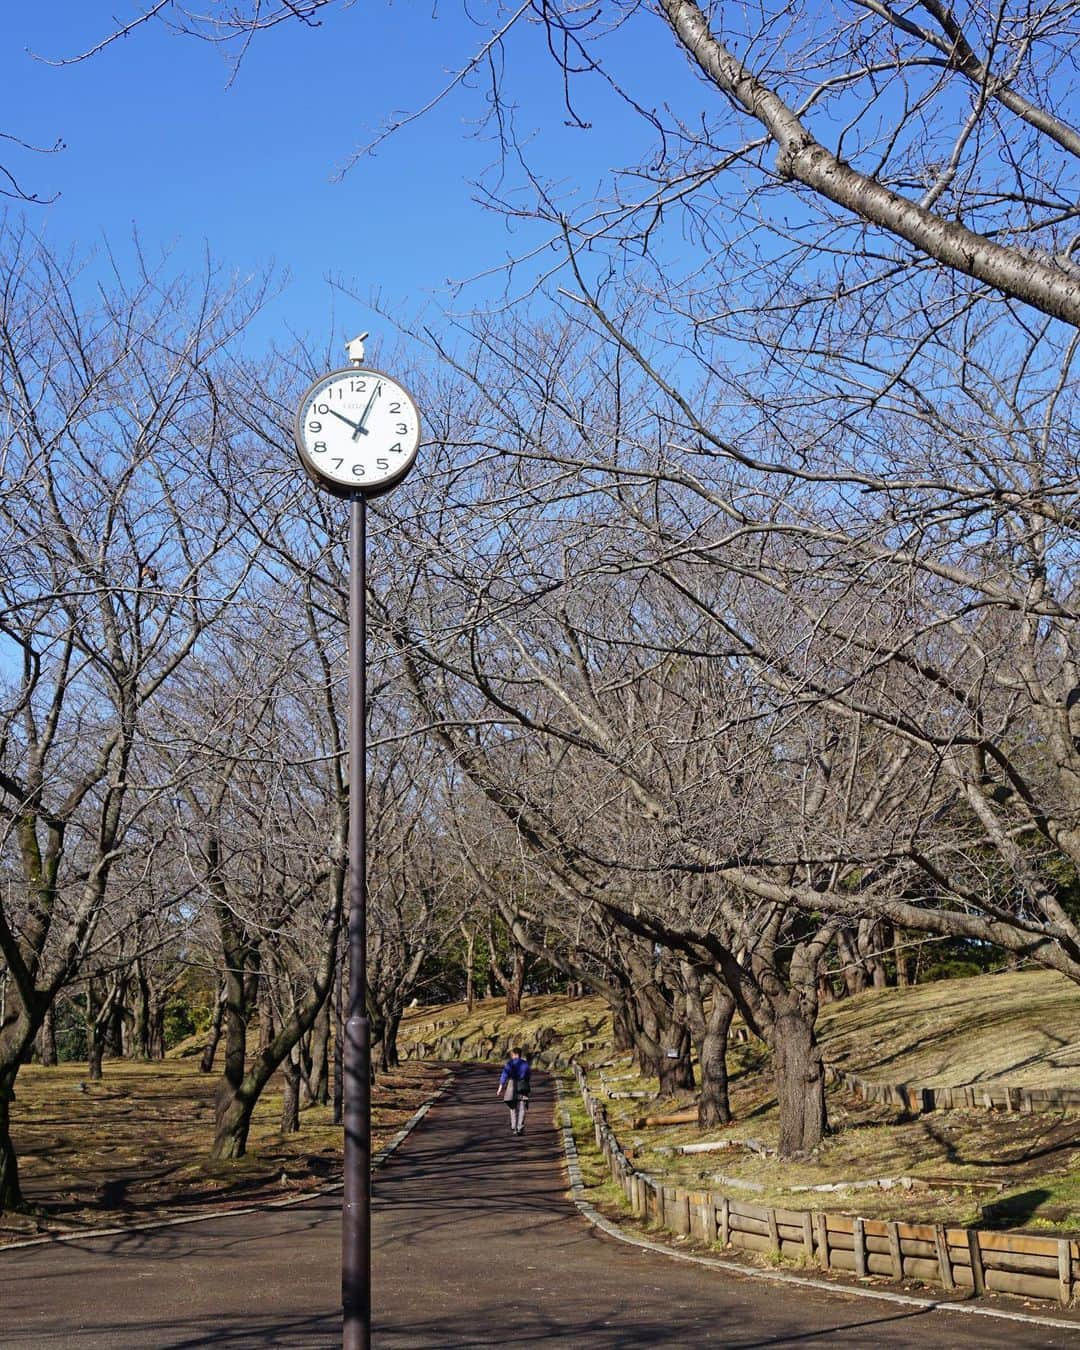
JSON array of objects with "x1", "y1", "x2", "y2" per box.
[{"x1": 0, "y1": 3, "x2": 686, "y2": 359}]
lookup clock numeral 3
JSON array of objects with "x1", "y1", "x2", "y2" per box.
[{"x1": 396, "y1": 423, "x2": 408, "y2": 435}]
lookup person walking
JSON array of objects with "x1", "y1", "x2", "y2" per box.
[{"x1": 497, "y1": 1046, "x2": 531, "y2": 1135}]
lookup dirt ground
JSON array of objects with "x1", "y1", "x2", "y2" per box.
[{"x1": 1, "y1": 1058, "x2": 446, "y2": 1246}]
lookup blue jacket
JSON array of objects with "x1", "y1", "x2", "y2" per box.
[{"x1": 499, "y1": 1056, "x2": 531, "y2": 1092}]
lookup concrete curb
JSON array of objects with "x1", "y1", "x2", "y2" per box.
[
  {"x1": 554, "y1": 1076, "x2": 1080, "y2": 1336},
  {"x1": 0, "y1": 1073, "x2": 454, "y2": 1255}
]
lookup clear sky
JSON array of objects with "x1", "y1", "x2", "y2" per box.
[{"x1": 0, "y1": 3, "x2": 686, "y2": 360}]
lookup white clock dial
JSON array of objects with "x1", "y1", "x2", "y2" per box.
[{"x1": 294, "y1": 366, "x2": 421, "y2": 498}]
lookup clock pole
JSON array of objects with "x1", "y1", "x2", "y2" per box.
[
  {"x1": 342, "y1": 485, "x2": 371, "y2": 1350},
  {"x1": 293, "y1": 332, "x2": 420, "y2": 1350}
]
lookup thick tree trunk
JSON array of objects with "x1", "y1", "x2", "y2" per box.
[
  {"x1": 200, "y1": 985, "x2": 225, "y2": 1074},
  {"x1": 698, "y1": 987, "x2": 735, "y2": 1128},
  {"x1": 37, "y1": 1006, "x2": 57, "y2": 1067},
  {"x1": 280, "y1": 1045, "x2": 301, "y2": 1134},
  {"x1": 303, "y1": 997, "x2": 330, "y2": 1107},
  {"x1": 148, "y1": 997, "x2": 166, "y2": 1059},
  {"x1": 132, "y1": 964, "x2": 151, "y2": 1058},
  {"x1": 772, "y1": 1003, "x2": 827, "y2": 1157},
  {"x1": 378, "y1": 1009, "x2": 401, "y2": 1072},
  {"x1": 0, "y1": 1067, "x2": 21, "y2": 1212},
  {"x1": 612, "y1": 1004, "x2": 634, "y2": 1053},
  {"x1": 211, "y1": 931, "x2": 250, "y2": 1160}
]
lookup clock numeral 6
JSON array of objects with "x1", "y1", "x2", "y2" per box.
[{"x1": 351, "y1": 463, "x2": 365, "y2": 477}]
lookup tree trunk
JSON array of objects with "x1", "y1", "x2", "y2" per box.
[
  {"x1": 836, "y1": 928, "x2": 866, "y2": 997},
  {"x1": 132, "y1": 963, "x2": 151, "y2": 1058},
  {"x1": 86, "y1": 980, "x2": 103, "y2": 1081},
  {"x1": 0, "y1": 1066, "x2": 22, "y2": 1212},
  {"x1": 612, "y1": 1004, "x2": 634, "y2": 1052},
  {"x1": 280, "y1": 1044, "x2": 301, "y2": 1134},
  {"x1": 698, "y1": 986, "x2": 735, "y2": 1128},
  {"x1": 200, "y1": 984, "x2": 225, "y2": 1074},
  {"x1": 303, "y1": 996, "x2": 330, "y2": 1107},
  {"x1": 772, "y1": 1002, "x2": 827, "y2": 1157},
  {"x1": 37, "y1": 1006, "x2": 57, "y2": 1067},
  {"x1": 332, "y1": 958, "x2": 344, "y2": 1126},
  {"x1": 462, "y1": 925, "x2": 477, "y2": 1012},
  {"x1": 378, "y1": 1008, "x2": 401, "y2": 1072},
  {"x1": 148, "y1": 997, "x2": 166, "y2": 1059}
]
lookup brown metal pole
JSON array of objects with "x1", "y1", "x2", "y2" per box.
[{"x1": 343, "y1": 494, "x2": 371, "y2": 1350}]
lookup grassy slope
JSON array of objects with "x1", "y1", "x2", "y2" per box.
[{"x1": 402, "y1": 971, "x2": 1080, "y2": 1231}]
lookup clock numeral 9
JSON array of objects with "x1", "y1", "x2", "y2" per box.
[{"x1": 308, "y1": 420, "x2": 322, "y2": 433}]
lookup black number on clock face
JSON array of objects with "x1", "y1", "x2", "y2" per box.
[
  {"x1": 351, "y1": 379, "x2": 367, "y2": 393},
  {"x1": 396, "y1": 423, "x2": 409, "y2": 434},
  {"x1": 313, "y1": 441, "x2": 327, "y2": 454},
  {"x1": 308, "y1": 420, "x2": 322, "y2": 433},
  {"x1": 389, "y1": 402, "x2": 401, "y2": 414},
  {"x1": 377, "y1": 458, "x2": 389, "y2": 471},
  {"x1": 389, "y1": 442, "x2": 402, "y2": 453},
  {"x1": 332, "y1": 458, "x2": 344, "y2": 470},
  {"x1": 351, "y1": 463, "x2": 365, "y2": 477}
]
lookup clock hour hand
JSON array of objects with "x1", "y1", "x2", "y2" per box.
[
  {"x1": 352, "y1": 381, "x2": 382, "y2": 440},
  {"x1": 325, "y1": 406, "x2": 363, "y2": 435}
]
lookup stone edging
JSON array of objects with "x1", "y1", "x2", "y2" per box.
[
  {"x1": 0, "y1": 1072, "x2": 454, "y2": 1254},
  {"x1": 566, "y1": 1061, "x2": 1079, "y2": 1309}
]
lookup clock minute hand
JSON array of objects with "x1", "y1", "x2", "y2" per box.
[{"x1": 352, "y1": 381, "x2": 382, "y2": 440}]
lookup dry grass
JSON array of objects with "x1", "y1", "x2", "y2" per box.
[
  {"x1": 818, "y1": 968, "x2": 1080, "y2": 1087},
  {"x1": 2, "y1": 1058, "x2": 445, "y2": 1246}
]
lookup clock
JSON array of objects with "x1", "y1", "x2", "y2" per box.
[{"x1": 294, "y1": 365, "x2": 421, "y2": 499}]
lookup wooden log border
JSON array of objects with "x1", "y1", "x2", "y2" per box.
[
  {"x1": 822, "y1": 1064, "x2": 1080, "y2": 1118},
  {"x1": 570, "y1": 1060, "x2": 1078, "y2": 1307}
]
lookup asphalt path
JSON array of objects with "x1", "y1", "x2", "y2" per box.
[{"x1": 1, "y1": 1066, "x2": 1075, "y2": 1348}]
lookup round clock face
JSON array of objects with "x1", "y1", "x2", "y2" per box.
[{"x1": 294, "y1": 366, "x2": 421, "y2": 498}]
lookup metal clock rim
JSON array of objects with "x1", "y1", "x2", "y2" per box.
[{"x1": 294, "y1": 364, "x2": 422, "y2": 501}]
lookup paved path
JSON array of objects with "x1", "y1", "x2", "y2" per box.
[{"x1": 1, "y1": 1067, "x2": 1075, "y2": 1347}]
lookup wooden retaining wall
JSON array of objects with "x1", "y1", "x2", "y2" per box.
[
  {"x1": 826, "y1": 1065, "x2": 1080, "y2": 1116},
  {"x1": 572, "y1": 1061, "x2": 1078, "y2": 1307}
]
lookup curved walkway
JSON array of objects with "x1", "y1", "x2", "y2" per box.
[{"x1": 1, "y1": 1067, "x2": 1072, "y2": 1347}]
